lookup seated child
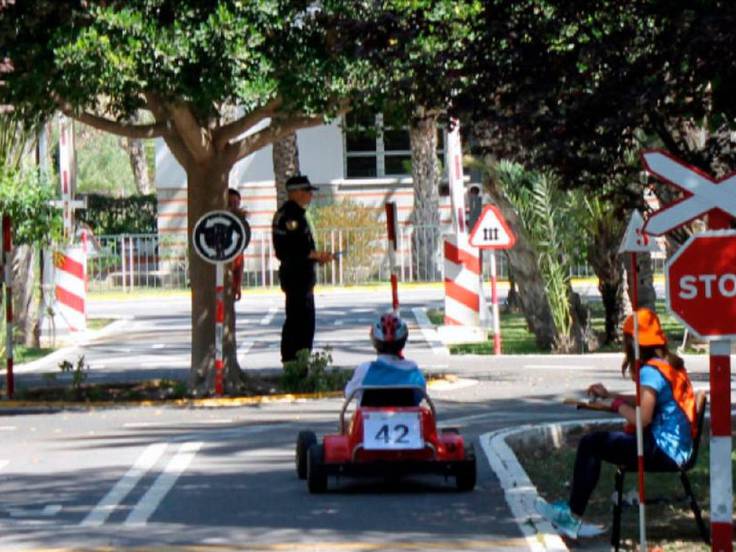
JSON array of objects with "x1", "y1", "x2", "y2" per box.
[
  {"x1": 535, "y1": 308, "x2": 696, "y2": 540},
  {"x1": 344, "y1": 312, "x2": 426, "y2": 406}
]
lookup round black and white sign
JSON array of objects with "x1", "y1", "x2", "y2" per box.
[{"x1": 192, "y1": 210, "x2": 251, "y2": 264}]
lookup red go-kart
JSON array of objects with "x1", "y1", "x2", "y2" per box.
[{"x1": 295, "y1": 385, "x2": 476, "y2": 493}]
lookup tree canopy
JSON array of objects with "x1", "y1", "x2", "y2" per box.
[{"x1": 458, "y1": 1, "x2": 736, "y2": 190}]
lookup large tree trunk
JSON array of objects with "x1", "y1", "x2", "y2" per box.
[
  {"x1": 486, "y1": 179, "x2": 556, "y2": 350},
  {"x1": 273, "y1": 132, "x2": 300, "y2": 207},
  {"x1": 11, "y1": 245, "x2": 38, "y2": 347},
  {"x1": 624, "y1": 251, "x2": 657, "y2": 311},
  {"x1": 409, "y1": 109, "x2": 441, "y2": 281},
  {"x1": 587, "y1": 217, "x2": 626, "y2": 345},
  {"x1": 186, "y1": 160, "x2": 243, "y2": 395},
  {"x1": 120, "y1": 137, "x2": 152, "y2": 194}
]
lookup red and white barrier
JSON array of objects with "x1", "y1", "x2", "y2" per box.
[
  {"x1": 443, "y1": 232, "x2": 481, "y2": 327},
  {"x1": 385, "y1": 202, "x2": 400, "y2": 312},
  {"x1": 53, "y1": 246, "x2": 87, "y2": 332},
  {"x1": 2, "y1": 215, "x2": 13, "y2": 398}
]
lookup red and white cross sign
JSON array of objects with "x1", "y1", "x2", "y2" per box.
[{"x1": 642, "y1": 149, "x2": 736, "y2": 236}]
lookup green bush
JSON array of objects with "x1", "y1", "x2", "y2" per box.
[
  {"x1": 280, "y1": 348, "x2": 350, "y2": 393},
  {"x1": 78, "y1": 193, "x2": 157, "y2": 235}
]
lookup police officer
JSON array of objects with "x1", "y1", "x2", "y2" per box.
[{"x1": 272, "y1": 175, "x2": 334, "y2": 363}]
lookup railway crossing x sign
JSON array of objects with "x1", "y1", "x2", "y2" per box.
[{"x1": 642, "y1": 149, "x2": 736, "y2": 235}]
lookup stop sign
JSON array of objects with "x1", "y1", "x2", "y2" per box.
[{"x1": 666, "y1": 231, "x2": 736, "y2": 338}]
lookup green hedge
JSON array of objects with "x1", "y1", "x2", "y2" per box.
[{"x1": 78, "y1": 193, "x2": 157, "y2": 235}]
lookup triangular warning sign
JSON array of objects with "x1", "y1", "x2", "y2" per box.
[
  {"x1": 618, "y1": 209, "x2": 660, "y2": 254},
  {"x1": 468, "y1": 205, "x2": 516, "y2": 249}
]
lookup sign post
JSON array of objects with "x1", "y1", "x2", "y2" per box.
[
  {"x1": 469, "y1": 205, "x2": 516, "y2": 354},
  {"x1": 618, "y1": 209, "x2": 662, "y2": 551},
  {"x1": 385, "y1": 202, "x2": 400, "y2": 312},
  {"x1": 643, "y1": 149, "x2": 734, "y2": 552},
  {"x1": 192, "y1": 210, "x2": 250, "y2": 396}
]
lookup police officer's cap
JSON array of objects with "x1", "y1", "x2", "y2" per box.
[{"x1": 286, "y1": 175, "x2": 318, "y2": 192}]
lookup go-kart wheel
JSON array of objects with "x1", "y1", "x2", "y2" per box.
[
  {"x1": 307, "y1": 444, "x2": 328, "y2": 494},
  {"x1": 296, "y1": 431, "x2": 317, "y2": 480},
  {"x1": 456, "y1": 444, "x2": 476, "y2": 491}
]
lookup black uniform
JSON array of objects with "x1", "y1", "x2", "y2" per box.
[{"x1": 272, "y1": 199, "x2": 317, "y2": 362}]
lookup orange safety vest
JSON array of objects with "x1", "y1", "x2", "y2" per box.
[{"x1": 646, "y1": 358, "x2": 698, "y2": 438}]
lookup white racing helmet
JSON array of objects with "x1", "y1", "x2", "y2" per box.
[{"x1": 370, "y1": 312, "x2": 408, "y2": 355}]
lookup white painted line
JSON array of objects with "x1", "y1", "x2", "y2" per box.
[
  {"x1": 80, "y1": 443, "x2": 168, "y2": 527},
  {"x1": 260, "y1": 306, "x2": 277, "y2": 326},
  {"x1": 8, "y1": 504, "x2": 62, "y2": 518},
  {"x1": 0, "y1": 460, "x2": 9, "y2": 471},
  {"x1": 238, "y1": 340, "x2": 254, "y2": 356},
  {"x1": 523, "y1": 364, "x2": 597, "y2": 370},
  {"x1": 411, "y1": 307, "x2": 450, "y2": 356},
  {"x1": 125, "y1": 441, "x2": 202, "y2": 526},
  {"x1": 480, "y1": 418, "x2": 624, "y2": 551},
  {"x1": 0, "y1": 426, "x2": 16, "y2": 431},
  {"x1": 124, "y1": 420, "x2": 232, "y2": 429},
  {"x1": 151, "y1": 344, "x2": 166, "y2": 349},
  {"x1": 334, "y1": 320, "x2": 344, "y2": 326},
  {"x1": 428, "y1": 378, "x2": 478, "y2": 392},
  {"x1": 481, "y1": 428, "x2": 570, "y2": 552}
]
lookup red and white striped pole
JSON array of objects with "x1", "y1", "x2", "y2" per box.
[
  {"x1": 489, "y1": 251, "x2": 501, "y2": 355},
  {"x1": 2, "y1": 215, "x2": 13, "y2": 399},
  {"x1": 214, "y1": 262, "x2": 225, "y2": 396},
  {"x1": 630, "y1": 252, "x2": 647, "y2": 551},
  {"x1": 385, "y1": 202, "x2": 399, "y2": 312},
  {"x1": 707, "y1": 211, "x2": 733, "y2": 552}
]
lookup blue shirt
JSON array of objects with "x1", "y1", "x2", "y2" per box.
[{"x1": 640, "y1": 364, "x2": 693, "y2": 465}]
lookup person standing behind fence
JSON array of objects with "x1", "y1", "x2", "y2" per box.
[
  {"x1": 228, "y1": 188, "x2": 248, "y2": 301},
  {"x1": 272, "y1": 175, "x2": 334, "y2": 363}
]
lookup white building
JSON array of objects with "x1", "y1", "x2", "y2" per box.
[{"x1": 155, "y1": 115, "x2": 473, "y2": 282}]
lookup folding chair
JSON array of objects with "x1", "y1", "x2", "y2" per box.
[{"x1": 611, "y1": 391, "x2": 709, "y2": 550}]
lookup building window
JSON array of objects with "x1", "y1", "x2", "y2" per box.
[{"x1": 343, "y1": 112, "x2": 446, "y2": 179}]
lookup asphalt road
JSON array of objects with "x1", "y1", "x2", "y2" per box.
[
  {"x1": 1, "y1": 286, "x2": 732, "y2": 551},
  {"x1": 1, "y1": 371, "x2": 636, "y2": 552}
]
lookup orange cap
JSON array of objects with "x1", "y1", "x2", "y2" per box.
[{"x1": 623, "y1": 308, "x2": 667, "y2": 346}]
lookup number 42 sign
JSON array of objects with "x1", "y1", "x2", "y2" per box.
[{"x1": 469, "y1": 205, "x2": 516, "y2": 250}]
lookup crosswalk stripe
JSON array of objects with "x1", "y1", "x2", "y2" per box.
[
  {"x1": 125, "y1": 442, "x2": 202, "y2": 526},
  {"x1": 80, "y1": 443, "x2": 167, "y2": 527}
]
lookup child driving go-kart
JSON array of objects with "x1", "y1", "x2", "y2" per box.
[
  {"x1": 295, "y1": 312, "x2": 476, "y2": 493},
  {"x1": 344, "y1": 312, "x2": 426, "y2": 407}
]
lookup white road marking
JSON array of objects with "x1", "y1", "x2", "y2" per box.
[
  {"x1": 260, "y1": 306, "x2": 277, "y2": 326},
  {"x1": 411, "y1": 307, "x2": 450, "y2": 356},
  {"x1": 0, "y1": 426, "x2": 16, "y2": 431},
  {"x1": 0, "y1": 460, "x2": 9, "y2": 471},
  {"x1": 8, "y1": 504, "x2": 62, "y2": 518},
  {"x1": 238, "y1": 340, "x2": 254, "y2": 357},
  {"x1": 80, "y1": 442, "x2": 168, "y2": 527},
  {"x1": 125, "y1": 441, "x2": 202, "y2": 526},
  {"x1": 151, "y1": 344, "x2": 166, "y2": 349},
  {"x1": 124, "y1": 420, "x2": 232, "y2": 428},
  {"x1": 333, "y1": 320, "x2": 344, "y2": 326},
  {"x1": 523, "y1": 364, "x2": 596, "y2": 371},
  {"x1": 481, "y1": 427, "x2": 570, "y2": 552}
]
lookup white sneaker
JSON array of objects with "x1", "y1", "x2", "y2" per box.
[
  {"x1": 534, "y1": 498, "x2": 582, "y2": 540},
  {"x1": 578, "y1": 522, "x2": 607, "y2": 538}
]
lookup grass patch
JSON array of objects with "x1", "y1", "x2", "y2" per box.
[
  {"x1": 14, "y1": 345, "x2": 55, "y2": 364},
  {"x1": 518, "y1": 423, "x2": 734, "y2": 550},
  {"x1": 447, "y1": 299, "x2": 700, "y2": 355},
  {"x1": 87, "y1": 318, "x2": 115, "y2": 331}
]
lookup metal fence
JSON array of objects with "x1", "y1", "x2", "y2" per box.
[{"x1": 85, "y1": 228, "x2": 665, "y2": 292}]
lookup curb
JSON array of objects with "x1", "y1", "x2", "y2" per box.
[
  {"x1": 480, "y1": 418, "x2": 614, "y2": 552},
  {"x1": 0, "y1": 390, "x2": 345, "y2": 411},
  {"x1": 0, "y1": 375, "x2": 467, "y2": 411}
]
